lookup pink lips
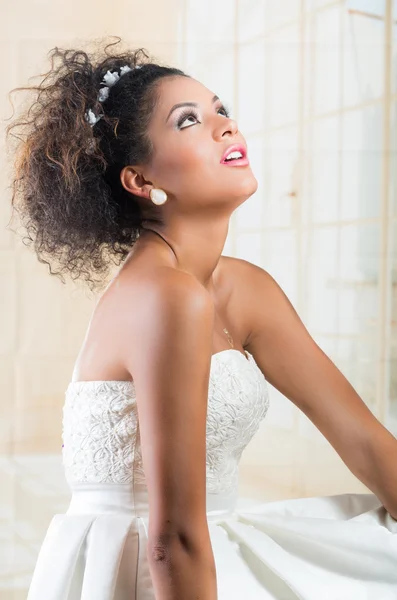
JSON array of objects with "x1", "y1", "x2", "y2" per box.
[{"x1": 220, "y1": 144, "x2": 249, "y2": 166}]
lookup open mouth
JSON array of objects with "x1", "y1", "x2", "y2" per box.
[{"x1": 220, "y1": 144, "x2": 249, "y2": 165}]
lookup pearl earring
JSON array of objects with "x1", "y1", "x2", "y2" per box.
[{"x1": 150, "y1": 188, "x2": 168, "y2": 205}]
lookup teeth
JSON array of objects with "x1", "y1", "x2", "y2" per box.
[{"x1": 225, "y1": 150, "x2": 243, "y2": 161}]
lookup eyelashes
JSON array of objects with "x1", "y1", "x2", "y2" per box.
[{"x1": 176, "y1": 104, "x2": 232, "y2": 129}]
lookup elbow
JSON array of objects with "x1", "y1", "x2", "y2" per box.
[
  {"x1": 146, "y1": 530, "x2": 217, "y2": 598},
  {"x1": 147, "y1": 519, "x2": 216, "y2": 568},
  {"x1": 148, "y1": 529, "x2": 206, "y2": 562}
]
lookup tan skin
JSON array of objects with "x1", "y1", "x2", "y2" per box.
[
  {"x1": 72, "y1": 75, "x2": 397, "y2": 599},
  {"x1": 73, "y1": 75, "x2": 257, "y2": 383}
]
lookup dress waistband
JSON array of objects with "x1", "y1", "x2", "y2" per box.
[{"x1": 66, "y1": 482, "x2": 238, "y2": 522}]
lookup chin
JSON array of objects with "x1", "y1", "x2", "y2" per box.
[{"x1": 237, "y1": 172, "x2": 259, "y2": 199}]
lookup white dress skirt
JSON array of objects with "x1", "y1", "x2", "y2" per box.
[{"x1": 26, "y1": 349, "x2": 397, "y2": 600}]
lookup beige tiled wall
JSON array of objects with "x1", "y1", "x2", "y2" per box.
[
  {"x1": 180, "y1": 0, "x2": 392, "y2": 502},
  {"x1": 1, "y1": 7, "x2": 184, "y2": 454},
  {"x1": 1, "y1": 0, "x2": 396, "y2": 595}
]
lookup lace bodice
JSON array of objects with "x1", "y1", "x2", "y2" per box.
[{"x1": 62, "y1": 349, "x2": 270, "y2": 495}]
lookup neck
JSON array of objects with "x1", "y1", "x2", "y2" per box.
[{"x1": 138, "y1": 215, "x2": 230, "y2": 289}]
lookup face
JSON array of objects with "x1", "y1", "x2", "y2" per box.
[{"x1": 124, "y1": 76, "x2": 258, "y2": 212}]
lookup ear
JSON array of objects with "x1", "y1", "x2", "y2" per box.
[{"x1": 120, "y1": 165, "x2": 153, "y2": 200}]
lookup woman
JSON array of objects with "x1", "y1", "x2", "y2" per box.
[{"x1": 6, "y1": 40, "x2": 397, "y2": 600}]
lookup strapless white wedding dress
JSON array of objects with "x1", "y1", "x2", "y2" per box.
[{"x1": 27, "y1": 348, "x2": 397, "y2": 599}]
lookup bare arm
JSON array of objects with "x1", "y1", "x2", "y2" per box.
[
  {"x1": 238, "y1": 260, "x2": 397, "y2": 519},
  {"x1": 119, "y1": 268, "x2": 217, "y2": 599}
]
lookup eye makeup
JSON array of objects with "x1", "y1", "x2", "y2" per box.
[{"x1": 176, "y1": 104, "x2": 231, "y2": 129}]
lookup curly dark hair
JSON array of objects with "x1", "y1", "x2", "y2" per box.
[{"x1": 5, "y1": 37, "x2": 189, "y2": 292}]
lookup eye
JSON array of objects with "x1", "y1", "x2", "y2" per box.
[
  {"x1": 177, "y1": 104, "x2": 232, "y2": 129},
  {"x1": 177, "y1": 109, "x2": 199, "y2": 129},
  {"x1": 218, "y1": 104, "x2": 231, "y2": 118}
]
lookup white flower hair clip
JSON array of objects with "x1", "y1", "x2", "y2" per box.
[{"x1": 85, "y1": 64, "x2": 142, "y2": 127}]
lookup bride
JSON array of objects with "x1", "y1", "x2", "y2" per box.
[{"x1": 6, "y1": 40, "x2": 397, "y2": 599}]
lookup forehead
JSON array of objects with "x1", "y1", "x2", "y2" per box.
[{"x1": 155, "y1": 76, "x2": 216, "y2": 116}]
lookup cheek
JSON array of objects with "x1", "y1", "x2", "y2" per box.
[{"x1": 154, "y1": 142, "x2": 210, "y2": 183}]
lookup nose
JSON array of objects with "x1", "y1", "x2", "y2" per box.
[{"x1": 215, "y1": 115, "x2": 239, "y2": 140}]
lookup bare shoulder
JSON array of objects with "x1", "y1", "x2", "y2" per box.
[
  {"x1": 221, "y1": 255, "x2": 279, "y2": 299},
  {"x1": 111, "y1": 264, "x2": 213, "y2": 321},
  {"x1": 219, "y1": 254, "x2": 266, "y2": 282},
  {"x1": 219, "y1": 255, "x2": 285, "y2": 345}
]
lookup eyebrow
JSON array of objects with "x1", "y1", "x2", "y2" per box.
[{"x1": 165, "y1": 95, "x2": 220, "y2": 123}]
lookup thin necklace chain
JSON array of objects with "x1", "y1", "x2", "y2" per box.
[
  {"x1": 224, "y1": 327, "x2": 249, "y2": 360},
  {"x1": 223, "y1": 327, "x2": 234, "y2": 348}
]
